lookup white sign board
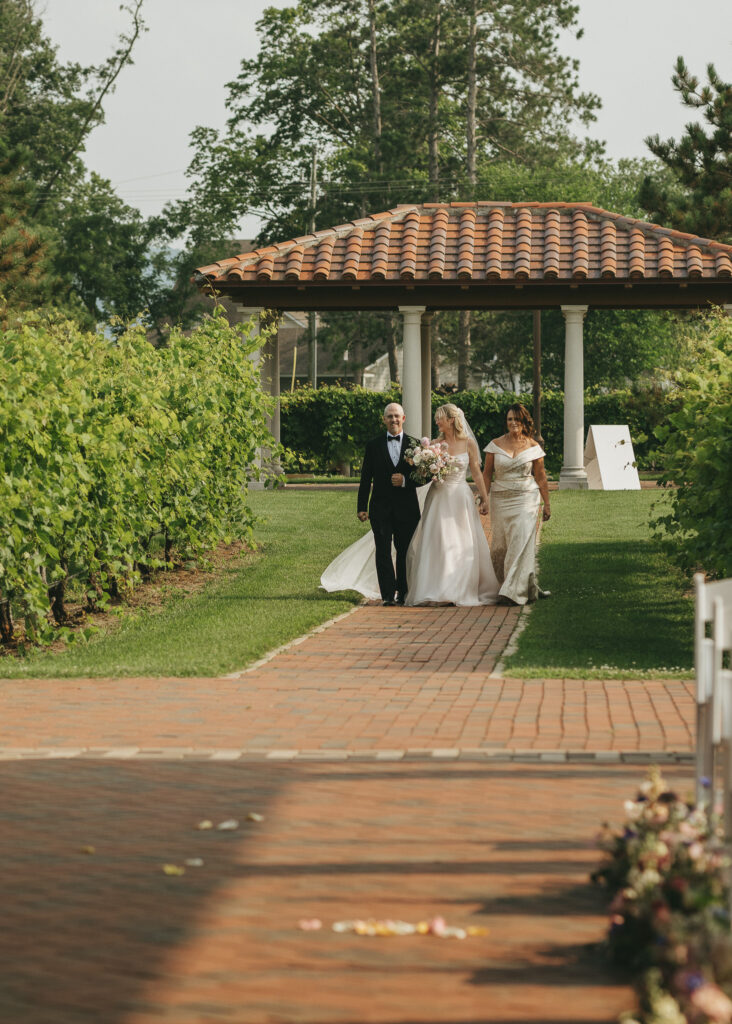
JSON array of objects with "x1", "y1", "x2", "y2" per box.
[{"x1": 584, "y1": 425, "x2": 641, "y2": 490}]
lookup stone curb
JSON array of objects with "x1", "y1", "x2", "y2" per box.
[
  {"x1": 0, "y1": 746, "x2": 694, "y2": 764},
  {"x1": 491, "y1": 604, "x2": 530, "y2": 677}
]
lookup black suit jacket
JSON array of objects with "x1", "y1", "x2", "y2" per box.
[{"x1": 358, "y1": 433, "x2": 421, "y2": 524}]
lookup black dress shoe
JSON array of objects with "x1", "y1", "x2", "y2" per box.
[
  {"x1": 395, "y1": 593, "x2": 406, "y2": 605},
  {"x1": 382, "y1": 598, "x2": 396, "y2": 606}
]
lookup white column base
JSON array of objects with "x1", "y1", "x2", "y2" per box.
[{"x1": 558, "y1": 467, "x2": 589, "y2": 490}]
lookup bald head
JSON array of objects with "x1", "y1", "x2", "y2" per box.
[{"x1": 383, "y1": 403, "x2": 406, "y2": 436}]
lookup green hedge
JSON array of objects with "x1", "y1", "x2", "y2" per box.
[
  {"x1": 0, "y1": 308, "x2": 273, "y2": 644},
  {"x1": 281, "y1": 385, "x2": 677, "y2": 475},
  {"x1": 652, "y1": 310, "x2": 732, "y2": 579}
]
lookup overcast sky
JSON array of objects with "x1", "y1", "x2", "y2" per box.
[{"x1": 40, "y1": 0, "x2": 731, "y2": 234}]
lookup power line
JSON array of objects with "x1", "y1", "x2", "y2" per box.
[
  {"x1": 27, "y1": 172, "x2": 498, "y2": 199},
  {"x1": 110, "y1": 168, "x2": 188, "y2": 184}
]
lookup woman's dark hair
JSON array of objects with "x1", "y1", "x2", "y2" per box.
[{"x1": 506, "y1": 403, "x2": 534, "y2": 438}]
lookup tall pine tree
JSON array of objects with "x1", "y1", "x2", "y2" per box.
[
  {"x1": 0, "y1": 147, "x2": 54, "y2": 311},
  {"x1": 641, "y1": 59, "x2": 732, "y2": 242}
]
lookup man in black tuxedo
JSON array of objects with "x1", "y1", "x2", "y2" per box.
[{"x1": 357, "y1": 402, "x2": 421, "y2": 606}]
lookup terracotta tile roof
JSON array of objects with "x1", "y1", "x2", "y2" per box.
[{"x1": 196, "y1": 202, "x2": 732, "y2": 288}]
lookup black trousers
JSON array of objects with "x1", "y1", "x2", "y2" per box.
[{"x1": 370, "y1": 510, "x2": 418, "y2": 601}]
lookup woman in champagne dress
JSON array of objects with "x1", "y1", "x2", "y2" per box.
[{"x1": 482, "y1": 403, "x2": 551, "y2": 606}]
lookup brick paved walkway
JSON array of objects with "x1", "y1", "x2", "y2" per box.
[
  {"x1": 2, "y1": 756, "x2": 690, "y2": 1024},
  {"x1": 0, "y1": 605, "x2": 693, "y2": 757},
  {"x1": 0, "y1": 603, "x2": 696, "y2": 1022}
]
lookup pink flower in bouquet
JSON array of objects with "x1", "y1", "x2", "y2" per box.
[
  {"x1": 609, "y1": 891, "x2": 626, "y2": 913},
  {"x1": 420, "y1": 436, "x2": 430, "y2": 446},
  {"x1": 688, "y1": 981, "x2": 732, "y2": 1023},
  {"x1": 649, "y1": 804, "x2": 670, "y2": 825},
  {"x1": 404, "y1": 439, "x2": 457, "y2": 485},
  {"x1": 652, "y1": 900, "x2": 672, "y2": 925},
  {"x1": 673, "y1": 944, "x2": 689, "y2": 965}
]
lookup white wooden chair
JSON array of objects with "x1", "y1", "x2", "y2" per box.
[
  {"x1": 694, "y1": 574, "x2": 732, "y2": 806},
  {"x1": 712, "y1": 591, "x2": 732, "y2": 844},
  {"x1": 695, "y1": 573, "x2": 716, "y2": 804}
]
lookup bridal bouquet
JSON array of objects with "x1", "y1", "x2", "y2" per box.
[{"x1": 404, "y1": 437, "x2": 458, "y2": 485}]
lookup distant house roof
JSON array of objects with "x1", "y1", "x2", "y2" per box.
[{"x1": 195, "y1": 202, "x2": 732, "y2": 311}]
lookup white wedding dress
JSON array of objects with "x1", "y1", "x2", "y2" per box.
[
  {"x1": 320, "y1": 452, "x2": 498, "y2": 607},
  {"x1": 405, "y1": 452, "x2": 498, "y2": 606}
]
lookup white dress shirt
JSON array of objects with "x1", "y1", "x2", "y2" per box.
[
  {"x1": 387, "y1": 432, "x2": 403, "y2": 466},
  {"x1": 387, "y1": 432, "x2": 406, "y2": 486}
]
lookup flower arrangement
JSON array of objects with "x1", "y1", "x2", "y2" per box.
[
  {"x1": 404, "y1": 437, "x2": 460, "y2": 485},
  {"x1": 593, "y1": 768, "x2": 732, "y2": 1023}
]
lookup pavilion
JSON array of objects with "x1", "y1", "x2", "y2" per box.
[{"x1": 195, "y1": 202, "x2": 732, "y2": 487}]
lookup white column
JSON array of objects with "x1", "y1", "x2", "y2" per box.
[
  {"x1": 559, "y1": 305, "x2": 589, "y2": 490},
  {"x1": 272, "y1": 327, "x2": 280, "y2": 445},
  {"x1": 420, "y1": 313, "x2": 433, "y2": 439},
  {"x1": 399, "y1": 305, "x2": 426, "y2": 439},
  {"x1": 238, "y1": 306, "x2": 265, "y2": 488},
  {"x1": 261, "y1": 319, "x2": 281, "y2": 447},
  {"x1": 260, "y1": 316, "x2": 281, "y2": 478},
  {"x1": 237, "y1": 305, "x2": 263, "y2": 362}
]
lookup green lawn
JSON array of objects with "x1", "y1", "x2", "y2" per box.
[
  {"x1": 0, "y1": 491, "x2": 365, "y2": 678},
  {"x1": 1, "y1": 488, "x2": 693, "y2": 680},
  {"x1": 504, "y1": 490, "x2": 693, "y2": 678}
]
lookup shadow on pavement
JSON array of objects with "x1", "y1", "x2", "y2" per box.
[
  {"x1": 0, "y1": 758, "x2": 639, "y2": 1024},
  {"x1": 0, "y1": 760, "x2": 285, "y2": 1024}
]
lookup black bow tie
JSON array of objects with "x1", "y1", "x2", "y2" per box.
[{"x1": 388, "y1": 435, "x2": 401, "y2": 443}]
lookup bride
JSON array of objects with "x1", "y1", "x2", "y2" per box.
[{"x1": 321, "y1": 403, "x2": 498, "y2": 607}]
